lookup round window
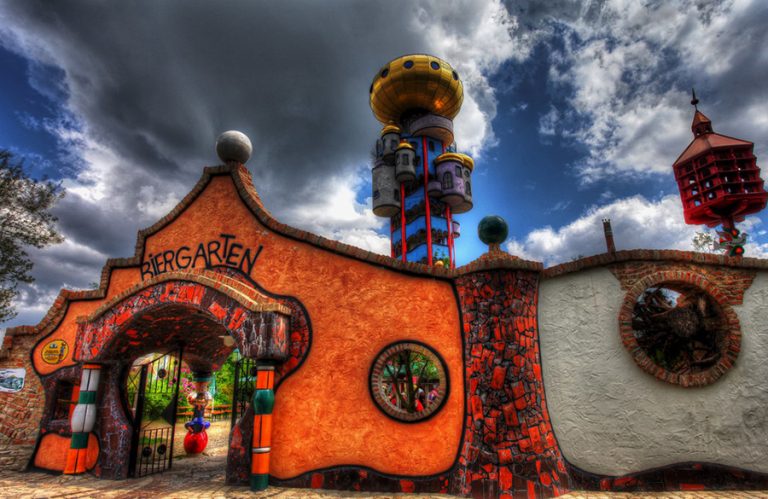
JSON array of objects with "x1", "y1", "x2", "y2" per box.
[
  {"x1": 619, "y1": 275, "x2": 741, "y2": 386},
  {"x1": 369, "y1": 341, "x2": 448, "y2": 422},
  {"x1": 404, "y1": 60, "x2": 414, "y2": 69}
]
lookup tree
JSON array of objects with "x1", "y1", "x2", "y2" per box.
[
  {"x1": 692, "y1": 231, "x2": 717, "y2": 253},
  {"x1": 0, "y1": 150, "x2": 64, "y2": 323}
]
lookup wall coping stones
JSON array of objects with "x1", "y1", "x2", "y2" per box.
[{"x1": 5, "y1": 162, "x2": 768, "y2": 356}]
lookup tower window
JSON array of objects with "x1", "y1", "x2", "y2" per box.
[
  {"x1": 442, "y1": 172, "x2": 453, "y2": 190},
  {"x1": 404, "y1": 60, "x2": 414, "y2": 69},
  {"x1": 455, "y1": 165, "x2": 461, "y2": 177},
  {"x1": 394, "y1": 189, "x2": 399, "y2": 200},
  {"x1": 429, "y1": 141, "x2": 435, "y2": 152},
  {"x1": 373, "y1": 190, "x2": 380, "y2": 199},
  {"x1": 465, "y1": 182, "x2": 471, "y2": 196},
  {"x1": 431, "y1": 61, "x2": 440, "y2": 70}
]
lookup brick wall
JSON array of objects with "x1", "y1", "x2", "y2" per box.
[
  {"x1": 0, "y1": 333, "x2": 45, "y2": 470},
  {"x1": 610, "y1": 261, "x2": 751, "y2": 387}
]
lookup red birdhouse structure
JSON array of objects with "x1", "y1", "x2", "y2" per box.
[{"x1": 673, "y1": 96, "x2": 767, "y2": 231}]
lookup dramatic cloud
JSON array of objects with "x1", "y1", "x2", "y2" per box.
[
  {"x1": 0, "y1": 0, "x2": 519, "y2": 327},
  {"x1": 2, "y1": 0, "x2": 766, "y2": 335},
  {"x1": 513, "y1": 0, "x2": 768, "y2": 183},
  {"x1": 506, "y1": 194, "x2": 768, "y2": 265}
]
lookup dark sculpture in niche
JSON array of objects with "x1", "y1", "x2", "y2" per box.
[{"x1": 632, "y1": 285, "x2": 725, "y2": 374}]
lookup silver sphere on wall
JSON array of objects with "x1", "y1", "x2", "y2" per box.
[{"x1": 216, "y1": 130, "x2": 252, "y2": 164}]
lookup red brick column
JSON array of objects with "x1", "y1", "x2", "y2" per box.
[{"x1": 452, "y1": 270, "x2": 569, "y2": 498}]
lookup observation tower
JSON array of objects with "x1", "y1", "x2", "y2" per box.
[{"x1": 369, "y1": 55, "x2": 474, "y2": 268}]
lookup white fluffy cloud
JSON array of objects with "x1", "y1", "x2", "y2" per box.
[
  {"x1": 539, "y1": 0, "x2": 768, "y2": 183},
  {"x1": 506, "y1": 194, "x2": 768, "y2": 265}
]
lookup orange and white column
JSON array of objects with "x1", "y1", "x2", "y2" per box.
[
  {"x1": 250, "y1": 364, "x2": 275, "y2": 491},
  {"x1": 64, "y1": 363, "x2": 101, "y2": 474}
]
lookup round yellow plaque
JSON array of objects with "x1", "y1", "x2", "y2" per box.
[{"x1": 41, "y1": 340, "x2": 69, "y2": 365}]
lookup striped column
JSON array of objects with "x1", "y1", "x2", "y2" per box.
[
  {"x1": 64, "y1": 364, "x2": 101, "y2": 474},
  {"x1": 250, "y1": 364, "x2": 275, "y2": 491}
]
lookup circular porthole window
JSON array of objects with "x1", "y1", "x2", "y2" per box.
[
  {"x1": 369, "y1": 341, "x2": 448, "y2": 422},
  {"x1": 619, "y1": 274, "x2": 741, "y2": 387}
]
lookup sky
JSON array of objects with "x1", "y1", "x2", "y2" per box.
[{"x1": 1, "y1": 0, "x2": 768, "y2": 330}]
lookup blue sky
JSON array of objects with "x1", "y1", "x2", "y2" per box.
[{"x1": 2, "y1": 0, "x2": 768, "y2": 329}]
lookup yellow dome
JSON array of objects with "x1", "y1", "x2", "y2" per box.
[
  {"x1": 380, "y1": 124, "x2": 401, "y2": 136},
  {"x1": 434, "y1": 152, "x2": 464, "y2": 164},
  {"x1": 456, "y1": 153, "x2": 474, "y2": 172},
  {"x1": 369, "y1": 54, "x2": 464, "y2": 125},
  {"x1": 396, "y1": 141, "x2": 415, "y2": 150}
]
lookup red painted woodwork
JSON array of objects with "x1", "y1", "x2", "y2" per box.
[{"x1": 673, "y1": 109, "x2": 767, "y2": 227}]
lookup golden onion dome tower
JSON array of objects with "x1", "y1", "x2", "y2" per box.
[
  {"x1": 369, "y1": 54, "x2": 464, "y2": 125},
  {"x1": 369, "y1": 54, "x2": 474, "y2": 269}
]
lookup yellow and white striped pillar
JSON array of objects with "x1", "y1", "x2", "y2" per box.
[
  {"x1": 250, "y1": 364, "x2": 275, "y2": 491},
  {"x1": 64, "y1": 363, "x2": 101, "y2": 474}
]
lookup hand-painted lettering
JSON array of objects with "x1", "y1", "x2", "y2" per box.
[
  {"x1": 142, "y1": 234, "x2": 263, "y2": 280},
  {"x1": 226, "y1": 243, "x2": 243, "y2": 267},
  {"x1": 176, "y1": 246, "x2": 191, "y2": 269}
]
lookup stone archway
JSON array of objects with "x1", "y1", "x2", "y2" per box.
[
  {"x1": 76, "y1": 270, "x2": 292, "y2": 364},
  {"x1": 68, "y1": 270, "x2": 292, "y2": 481}
]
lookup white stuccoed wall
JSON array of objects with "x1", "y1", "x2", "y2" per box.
[{"x1": 538, "y1": 267, "x2": 768, "y2": 476}]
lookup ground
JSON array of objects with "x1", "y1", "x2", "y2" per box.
[{"x1": 2, "y1": 421, "x2": 765, "y2": 498}]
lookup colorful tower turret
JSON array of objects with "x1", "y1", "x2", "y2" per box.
[{"x1": 369, "y1": 55, "x2": 473, "y2": 268}]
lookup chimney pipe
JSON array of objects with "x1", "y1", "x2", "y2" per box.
[{"x1": 603, "y1": 218, "x2": 616, "y2": 254}]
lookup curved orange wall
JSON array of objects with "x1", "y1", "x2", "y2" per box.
[
  {"x1": 142, "y1": 176, "x2": 464, "y2": 478},
  {"x1": 34, "y1": 433, "x2": 99, "y2": 471},
  {"x1": 28, "y1": 173, "x2": 464, "y2": 478},
  {"x1": 32, "y1": 267, "x2": 141, "y2": 376}
]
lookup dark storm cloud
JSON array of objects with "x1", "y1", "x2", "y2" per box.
[
  {"x1": 0, "y1": 0, "x2": 508, "y2": 327},
  {"x1": 53, "y1": 194, "x2": 138, "y2": 256},
  {"x1": 2, "y1": 1, "x2": 429, "y2": 203}
]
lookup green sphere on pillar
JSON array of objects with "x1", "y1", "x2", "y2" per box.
[{"x1": 478, "y1": 215, "x2": 509, "y2": 245}]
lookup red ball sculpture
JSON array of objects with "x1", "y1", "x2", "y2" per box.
[{"x1": 183, "y1": 429, "x2": 208, "y2": 455}]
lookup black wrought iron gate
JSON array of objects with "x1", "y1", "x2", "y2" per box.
[
  {"x1": 127, "y1": 347, "x2": 183, "y2": 477},
  {"x1": 231, "y1": 356, "x2": 256, "y2": 427}
]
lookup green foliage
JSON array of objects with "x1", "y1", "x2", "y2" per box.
[
  {"x1": 143, "y1": 389, "x2": 175, "y2": 422},
  {"x1": 0, "y1": 150, "x2": 64, "y2": 323},
  {"x1": 212, "y1": 350, "x2": 239, "y2": 406}
]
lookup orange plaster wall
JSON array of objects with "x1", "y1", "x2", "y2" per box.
[
  {"x1": 142, "y1": 175, "x2": 464, "y2": 478},
  {"x1": 32, "y1": 267, "x2": 142, "y2": 376},
  {"x1": 33, "y1": 433, "x2": 98, "y2": 471}
]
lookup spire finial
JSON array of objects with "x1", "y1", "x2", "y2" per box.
[{"x1": 691, "y1": 88, "x2": 699, "y2": 110}]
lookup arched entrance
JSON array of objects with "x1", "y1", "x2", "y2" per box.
[{"x1": 68, "y1": 270, "x2": 292, "y2": 484}]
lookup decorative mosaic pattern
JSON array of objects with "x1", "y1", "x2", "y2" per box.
[
  {"x1": 75, "y1": 276, "x2": 290, "y2": 366},
  {"x1": 276, "y1": 268, "x2": 572, "y2": 497},
  {"x1": 450, "y1": 270, "x2": 569, "y2": 498},
  {"x1": 569, "y1": 461, "x2": 768, "y2": 492}
]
